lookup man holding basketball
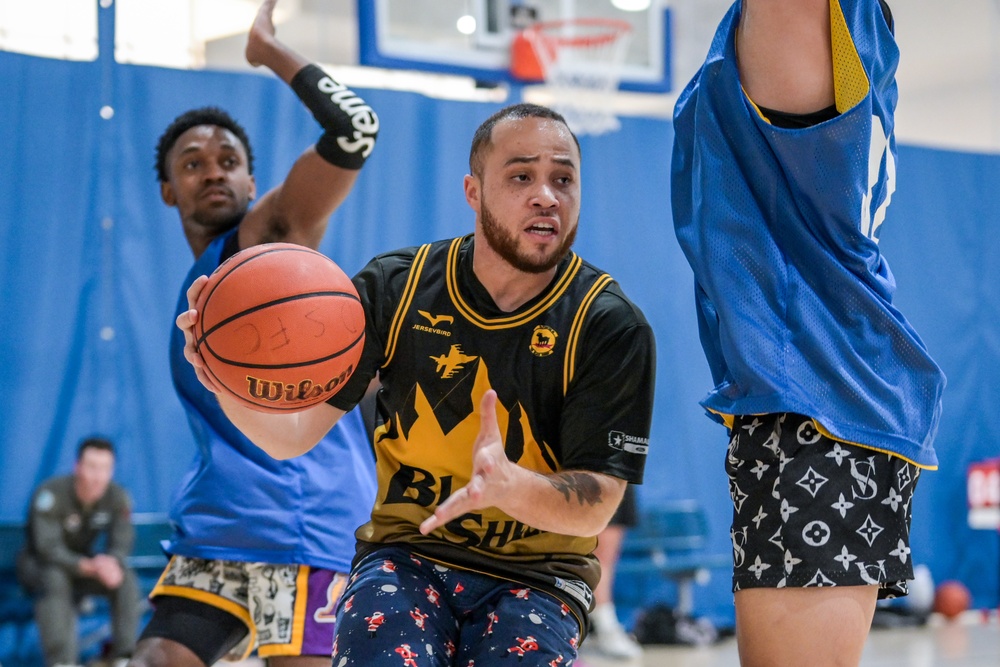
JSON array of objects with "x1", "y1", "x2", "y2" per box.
[
  {"x1": 671, "y1": 1, "x2": 945, "y2": 665},
  {"x1": 130, "y1": 1, "x2": 378, "y2": 666},
  {"x1": 177, "y1": 102, "x2": 656, "y2": 666}
]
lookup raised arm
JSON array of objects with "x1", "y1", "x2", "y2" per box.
[
  {"x1": 239, "y1": 0, "x2": 378, "y2": 251},
  {"x1": 737, "y1": 0, "x2": 834, "y2": 113},
  {"x1": 419, "y1": 391, "x2": 628, "y2": 538}
]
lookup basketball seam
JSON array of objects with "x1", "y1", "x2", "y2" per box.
[{"x1": 201, "y1": 332, "x2": 364, "y2": 370}]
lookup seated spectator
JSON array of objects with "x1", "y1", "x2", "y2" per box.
[{"x1": 17, "y1": 437, "x2": 139, "y2": 667}]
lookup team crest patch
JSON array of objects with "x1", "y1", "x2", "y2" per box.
[{"x1": 530, "y1": 325, "x2": 558, "y2": 357}]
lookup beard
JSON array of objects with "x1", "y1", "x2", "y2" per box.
[{"x1": 480, "y1": 198, "x2": 578, "y2": 274}]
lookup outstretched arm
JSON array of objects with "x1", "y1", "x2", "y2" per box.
[
  {"x1": 737, "y1": 0, "x2": 834, "y2": 114},
  {"x1": 239, "y1": 0, "x2": 378, "y2": 251},
  {"x1": 419, "y1": 391, "x2": 627, "y2": 538}
]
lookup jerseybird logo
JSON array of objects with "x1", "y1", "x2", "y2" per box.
[
  {"x1": 430, "y1": 344, "x2": 478, "y2": 379},
  {"x1": 418, "y1": 310, "x2": 454, "y2": 327}
]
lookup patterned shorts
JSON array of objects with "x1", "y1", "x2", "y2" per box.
[
  {"x1": 333, "y1": 545, "x2": 582, "y2": 666},
  {"x1": 726, "y1": 413, "x2": 920, "y2": 599},
  {"x1": 150, "y1": 555, "x2": 347, "y2": 659}
]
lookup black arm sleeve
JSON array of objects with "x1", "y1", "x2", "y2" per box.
[{"x1": 290, "y1": 64, "x2": 379, "y2": 169}]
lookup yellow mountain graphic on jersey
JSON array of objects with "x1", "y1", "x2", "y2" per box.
[
  {"x1": 376, "y1": 358, "x2": 554, "y2": 481},
  {"x1": 365, "y1": 359, "x2": 585, "y2": 554}
]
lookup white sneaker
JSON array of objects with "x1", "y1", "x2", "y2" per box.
[{"x1": 589, "y1": 603, "x2": 643, "y2": 660}]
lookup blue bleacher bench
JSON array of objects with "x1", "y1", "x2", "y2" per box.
[{"x1": 616, "y1": 499, "x2": 730, "y2": 615}]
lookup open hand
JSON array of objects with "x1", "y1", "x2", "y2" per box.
[
  {"x1": 245, "y1": 0, "x2": 280, "y2": 68},
  {"x1": 419, "y1": 390, "x2": 519, "y2": 535}
]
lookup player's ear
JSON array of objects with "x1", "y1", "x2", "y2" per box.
[
  {"x1": 160, "y1": 181, "x2": 177, "y2": 207},
  {"x1": 248, "y1": 175, "x2": 257, "y2": 201},
  {"x1": 463, "y1": 174, "x2": 480, "y2": 212}
]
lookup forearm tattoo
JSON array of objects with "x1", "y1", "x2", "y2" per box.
[{"x1": 547, "y1": 472, "x2": 603, "y2": 507}]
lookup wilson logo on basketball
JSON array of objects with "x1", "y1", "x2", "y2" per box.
[
  {"x1": 245, "y1": 365, "x2": 354, "y2": 404},
  {"x1": 195, "y1": 243, "x2": 364, "y2": 413}
]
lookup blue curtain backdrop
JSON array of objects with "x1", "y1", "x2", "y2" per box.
[{"x1": 2, "y1": 49, "x2": 998, "y2": 624}]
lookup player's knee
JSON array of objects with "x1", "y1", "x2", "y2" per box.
[{"x1": 128, "y1": 637, "x2": 202, "y2": 667}]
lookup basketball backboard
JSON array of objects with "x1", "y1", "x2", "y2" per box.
[{"x1": 357, "y1": 0, "x2": 672, "y2": 92}]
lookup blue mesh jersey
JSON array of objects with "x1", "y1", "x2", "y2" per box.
[
  {"x1": 671, "y1": 0, "x2": 945, "y2": 468},
  {"x1": 167, "y1": 228, "x2": 377, "y2": 570}
]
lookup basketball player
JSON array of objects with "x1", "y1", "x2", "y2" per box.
[
  {"x1": 129, "y1": 1, "x2": 378, "y2": 665},
  {"x1": 671, "y1": 1, "x2": 946, "y2": 665},
  {"x1": 176, "y1": 103, "x2": 656, "y2": 665}
]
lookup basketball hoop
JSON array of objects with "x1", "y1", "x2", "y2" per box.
[{"x1": 510, "y1": 18, "x2": 632, "y2": 135}]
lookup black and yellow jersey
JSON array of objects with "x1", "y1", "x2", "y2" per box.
[{"x1": 331, "y1": 235, "x2": 656, "y2": 618}]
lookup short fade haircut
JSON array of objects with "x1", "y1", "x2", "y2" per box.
[
  {"x1": 77, "y1": 436, "x2": 115, "y2": 461},
  {"x1": 468, "y1": 103, "x2": 580, "y2": 178},
  {"x1": 155, "y1": 106, "x2": 254, "y2": 182}
]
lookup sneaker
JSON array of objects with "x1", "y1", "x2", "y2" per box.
[{"x1": 589, "y1": 603, "x2": 643, "y2": 660}]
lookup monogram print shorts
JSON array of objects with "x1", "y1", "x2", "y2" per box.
[{"x1": 726, "y1": 413, "x2": 920, "y2": 599}]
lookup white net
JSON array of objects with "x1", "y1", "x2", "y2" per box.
[{"x1": 523, "y1": 19, "x2": 632, "y2": 136}]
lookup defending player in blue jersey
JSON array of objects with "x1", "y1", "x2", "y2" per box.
[
  {"x1": 131, "y1": 2, "x2": 377, "y2": 665},
  {"x1": 672, "y1": 1, "x2": 945, "y2": 665}
]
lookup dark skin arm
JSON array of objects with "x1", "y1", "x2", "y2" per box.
[{"x1": 237, "y1": 0, "x2": 360, "y2": 252}]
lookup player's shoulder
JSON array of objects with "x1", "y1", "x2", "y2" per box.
[
  {"x1": 371, "y1": 242, "x2": 428, "y2": 266},
  {"x1": 367, "y1": 237, "x2": 457, "y2": 280},
  {"x1": 576, "y1": 258, "x2": 650, "y2": 329},
  {"x1": 373, "y1": 236, "x2": 456, "y2": 261}
]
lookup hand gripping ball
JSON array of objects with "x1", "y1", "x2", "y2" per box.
[{"x1": 194, "y1": 243, "x2": 365, "y2": 413}]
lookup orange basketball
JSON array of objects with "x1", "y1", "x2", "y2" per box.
[
  {"x1": 932, "y1": 580, "x2": 971, "y2": 620},
  {"x1": 194, "y1": 243, "x2": 364, "y2": 413}
]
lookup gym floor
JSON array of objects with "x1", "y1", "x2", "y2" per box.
[
  {"x1": 217, "y1": 614, "x2": 999, "y2": 667},
  {"x1": 577, "y1": 614, "x2": 1000, "y2": 667}
]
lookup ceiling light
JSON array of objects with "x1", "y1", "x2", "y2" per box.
[
  {"x1": 611, "y1": 0, "x2": 651, "y2": 11},
  {"x1": 456, "y1": 15, "x2": 477, "y2": 35}
]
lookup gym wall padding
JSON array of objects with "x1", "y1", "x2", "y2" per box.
[{"x1": 1, "y1": 49, "x2": 998, "y2": 622}]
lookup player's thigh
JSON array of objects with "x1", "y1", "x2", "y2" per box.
[
  {"x1": 135, "y1": 595, "x2": 248, "y2": 667},
  {"x1": 142, "y1": 556, "x2": 252, "y2": 663},
  {"x1": 332, "y1": 550, "x2": 459, "y2": 667},
  {"x1": 735, "y1": 585, "x2": 877, "y2": 667},
  {"x1": 459, "y1": 586, "x2": 581, "y2": 666},
  {"x1": 246, "y1": 563, "x2": 347, "y2": 660}
]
